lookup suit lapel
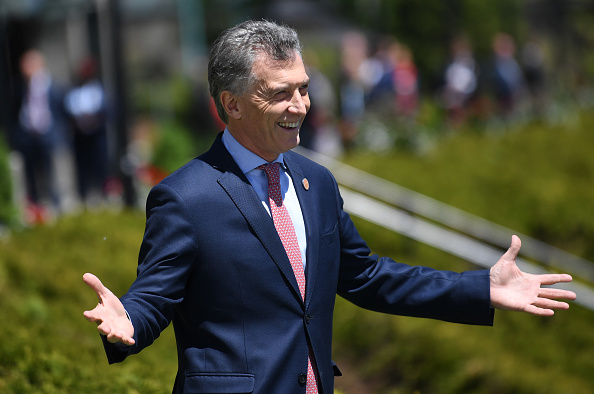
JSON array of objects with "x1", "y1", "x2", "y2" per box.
[{"x1": 201, "y1": 134, "x2": 304, "y2": 304}]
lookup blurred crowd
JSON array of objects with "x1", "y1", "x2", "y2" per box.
[
  {"x1": 5, "y1": 30, "x2": 551, "y2": 226},
  {"x1": 7, "y1": 49, "x2": 113, "y2": 226},
  {"x1": 298, "y1": 30, "x2": 549, "y2": 157}
]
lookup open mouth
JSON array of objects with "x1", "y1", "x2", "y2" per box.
[{"x1": 277, "y1": 121, "x2": 300, "y2": 129}]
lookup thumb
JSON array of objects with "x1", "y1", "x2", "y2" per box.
[
  {"x1": 502, "y1": 235, "x2": 521, "y2": 261},
  {"x1": 83, "y1": 272, "x2": 109, "y2": 301}
]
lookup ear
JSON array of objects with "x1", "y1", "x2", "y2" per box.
[{"x1": 220, "y1": 91, "x2": 242, "y2": 120}]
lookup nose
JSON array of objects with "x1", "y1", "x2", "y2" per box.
[{"x1": 288, "y1": 90, "x2": 309, "y2": 116}]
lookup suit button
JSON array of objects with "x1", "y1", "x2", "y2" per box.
[
  {"x1": 305, "y1": 314, "x2": 313, "y2": 324},
  {"x1": 298, "y1": 373, "x2": 307, "y2": 385}
]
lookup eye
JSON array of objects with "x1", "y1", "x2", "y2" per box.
[
  {"x1": 300, "y1": 84, "x2": 309, "y2": 95},
  {"x1": 273, "y1": 91, "x2": 289, "y2": 101}
]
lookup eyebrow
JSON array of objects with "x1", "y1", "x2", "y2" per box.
[{"x1": 266, "y1": 77, "x2": 310, "y2": 93}]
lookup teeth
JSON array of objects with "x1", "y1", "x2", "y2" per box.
[{"x1": 278, "y1": 122, "x2": 299, "y2": 128}]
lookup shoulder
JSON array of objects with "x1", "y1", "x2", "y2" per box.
[
  {"x1": 285, "y1": 150, "x2": 339, "y2": 194},
  {"x1": 144, "y1": 157, "x2": 227, "y2": 216},
  {"x1": 156, "y1": 157, "x2": 217, "y2": 193},
  {"x1": 285, "y1": 149, "x2": 334, "y2": 178},
  {"x1": 157, "y1": 132, "x2": 236, "y2": 189}
]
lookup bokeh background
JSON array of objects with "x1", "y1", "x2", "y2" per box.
[{"x1": 1, "y1": 1, "x2": 594, "y2": 393}]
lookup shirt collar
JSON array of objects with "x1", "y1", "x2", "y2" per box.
[{"x1": 222, "y1": 129, "x2": 285, "y2": 174}]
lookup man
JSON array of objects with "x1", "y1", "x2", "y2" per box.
[
  {"x1": 84, "y1": 20, "x2": 576, "y2": 394},
  {"x1": 10, "y1": 49, "x2": 67, "y2": 222}
]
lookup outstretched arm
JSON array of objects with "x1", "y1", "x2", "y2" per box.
[
  {"x1": 83, "y1": 273, "x2": 135, "y2": 345},
  {"x1": 490, "y1": 235, "x2": 577, "y2": 316}
]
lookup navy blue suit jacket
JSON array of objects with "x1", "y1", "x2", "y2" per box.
[{"x1": 103, "y1": 133, "x2": 493, "y2": 393}]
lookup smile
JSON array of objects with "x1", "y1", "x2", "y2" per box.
[{"x1": 277, "y1": 121, "x2": 300, "y2": 129}]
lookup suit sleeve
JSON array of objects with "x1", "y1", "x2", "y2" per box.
[
  {"x1": 102, "y1": 182, "x2": 199, "y2": 363},
  {"x1": 334, "y1": 186, "x2": 494, "y2": 326}
]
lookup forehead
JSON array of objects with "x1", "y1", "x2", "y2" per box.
[{"x1": 251, "y1": 52, "x2": 308, "y2": 86}]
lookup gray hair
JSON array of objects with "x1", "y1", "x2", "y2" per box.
[{"x1": 208, "y1": 20, "x2": 303, "y2": 124}]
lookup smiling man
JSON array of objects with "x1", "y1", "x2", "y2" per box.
[
  {"x1": 221, "y1": 52, "x2": 311, "y2": 161},
  {"x1": 83, "y1": 20, "x2": 576, "y2": 394}
]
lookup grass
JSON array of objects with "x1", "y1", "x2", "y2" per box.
[{"x1": 1, "y1": 112, "x2": 594, "y2": 393}]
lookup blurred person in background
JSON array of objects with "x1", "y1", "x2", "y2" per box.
[
  {"x1": 65, "y1": 56, "x2": 109, "y2": 207},
  {"x1": 363, "y1": 40, "x2": 419, "y2": 123},
  {"x1": 9, "y1": 49, "x2": 67, "y2": 224},
  {"x1": 364, "y1": 37, "x2": 399, "y2": 111},
  {"x1": 338, "y1": 31, "x2": 367, "y2": 150},
  {"x1": 392, "y1": 43, "x2": 419, "y2": 120},
  {"x1": 521, "y1": 37, "x2": 548, "y2": 118},
  {"x1": 442, "y1": 35, "x2": 479, "y2": 127},
  {"x1": 491, "y1": 33, "x2": 526, "y2": 119},
  {"x1": 300, "y1": 51, "x2": 342, "y2": 157},
  {"x1": 83, "y1": 20, "x2": 576, "y2": 394}
]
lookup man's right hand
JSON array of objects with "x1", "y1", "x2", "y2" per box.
[{"x1": 83, "y1": 273, "x2": 135, "y2": 345}]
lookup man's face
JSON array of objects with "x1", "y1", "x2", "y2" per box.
[
  {"x1": 20, "y1": 51, "x2": 45, "y2": 80},
  {"x1": 229, "y1": 51, "x2": 310, "y2": 162}
]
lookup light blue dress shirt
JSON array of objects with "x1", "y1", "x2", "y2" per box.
[{"x1": 222, "y1": 129, "x2": 308, "y2": 269}]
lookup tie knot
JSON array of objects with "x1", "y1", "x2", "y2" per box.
[
  {"x1": 259, "y1": 162, "x2": 280, "y2": 185},
  {"x1": 259, "y1": 162, "x2": 283, "y2": 205}
]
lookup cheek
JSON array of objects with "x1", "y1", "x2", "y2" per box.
[{"x1": 265, "y1": 105, "x2": 286, "y2": 123}]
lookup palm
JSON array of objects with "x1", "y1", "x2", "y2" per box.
[
  {"x1": 490, "y1": 236, "x2": 576, "y2": 316},
  {"x1": 83, "y1": 273, "x2": 135, "y2": 345}
]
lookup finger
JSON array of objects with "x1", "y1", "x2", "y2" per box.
[
  {"x1": 524, "y1": 304, "x2": 555, "y2": 316},
  {"x1": 83, "y1": 309, "x2": 102, "y2": 323},
  {"x1": 97, "y1": 321, "x2": 111, "y2": 336},
  {"x1": 501, "y1": 235, "x2": 521, "y2": 261},
  {"x1": 83, "y1": 273, "x2": 109, "y2": 300},
  {"x1": 106, "y1": 333, "x2": 120, "y2": 343},
  {"x1": 533, "y1": 297, "x2": 570, "y2": 310},
  {"x1": 539, "y1": 287, "x2": 577, "y2": 301},
  {"x1": 93, "y1": 315, "x2": 136, "y2": 345},
  {"x1": 107, "y1": 332, "x2": 136, "y2": 346},
  {"x1": 539, "y1": 274, "x2": 573, "y2": 286},
  {"x1": 103, "y1": 326, "x2": 135, "y2": 345}
]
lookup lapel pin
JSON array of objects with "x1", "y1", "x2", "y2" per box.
[{"x1": 301, "y1": 178, "x2": 310, "y2": 191}]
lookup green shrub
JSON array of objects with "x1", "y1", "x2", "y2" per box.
[
  {"x1": 0, "y1": 211, "x2": 176, "y2": 393},
  {"x1": 151, "y1": 121, "x2": 199, "y2": 173},
  {"x1": 0, "y1": 135, "x2": 16, "y2": 227},
  {"x1": 150, "y1": 121, "x2": 216, "y2": 175}
]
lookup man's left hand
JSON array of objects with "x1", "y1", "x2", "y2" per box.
[{"x1": 490, "y1": 235, "x2": 577, "y2": 316}]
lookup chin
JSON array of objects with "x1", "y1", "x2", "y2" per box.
[{"x1": 289, "y1": 134, "x2": 300, "y2": 150}]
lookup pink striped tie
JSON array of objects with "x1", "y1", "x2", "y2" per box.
[{"x1": 260, "y1": 162, "x2": 318, "y2": 394}]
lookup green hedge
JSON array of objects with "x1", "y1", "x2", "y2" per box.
[{"x1": 0, "y1": 135, "x2": 15, "y2": 227}]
